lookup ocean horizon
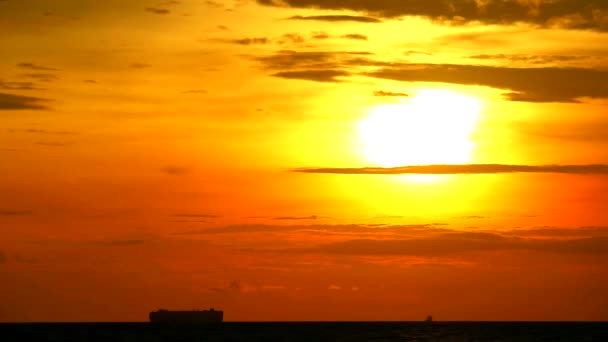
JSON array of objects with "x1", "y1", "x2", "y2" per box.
[{"x1": 2, "y1": 321, "x2": 607, "y2": 341}]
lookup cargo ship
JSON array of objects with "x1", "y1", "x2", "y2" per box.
[{"x1": 149, "y1": 308, "x2": 223, "y2": 323}]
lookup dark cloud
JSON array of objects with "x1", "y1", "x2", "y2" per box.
[
  {"x1": 161, "y1": 166, "x2": 189, "y2": 175},
  {"x1": 217, "y1": 25, "x2": 230, "y2": 30},
  {"x1": 468, "y1": 54, "x2": 592, "y2": 65},
  {"x1": 0, "y1": 251, "x2": 5, "y2": 264},
  {"x1": 259, "y1": 0, "x2": 608, "y2": 31},
  {"x1": 365, "y1": 63, "x2": 608, "y2": 103},
  {"x1": 292, "y1": 164, "x2": 608, "y2": 175},
  {"x1": 272, "y1": 69, "x2": 351, "y2": 82},
  {"x1": 0, "y1": 210, "x2": 32, "y2": 216},
  {"x1": 311, "y1": 234, "x2": 608, "y2": 257},
  {"x1": 145, "y1": 7, "x2": 170, "y2": 15},
  {"x1": 254, "y1": 50, "x2": 374, "y2": 71},
  {"x1": 373, "y1": 90, "x2": 409, "y2": 97},
  {"x1": 83, "y1": 79, "x2": 97, "y2": 84},
  {"x1": 280, "y1": 33, "x2": 305, "y2": 44},
  {"x1": 253, "y1": 50, "x2": 387, "y2": 82},
  {"x1": 286, "y1": 15, "x2": 381, "y2": 23},
  {"x1": 17, "y1": 62, "x2": 58, "y2": 71},
  {"x1": 0, "y1": 93, "x2": 51, "y2": 110},
  {"x1": 508, "y1": 227, "x2": 608, "y2": 238},
  {"x1": 341, "y1": 34, "x2": 368, "y2": 40},
  {"x1": 210, "y1": 280, "x2": 257, "y2": 293},
  {"x1": 227, "y1": 37, "x2": 270, "y2": 45},
  {"x1": 0, "y1": 80, "x2": 44, "y2": 91}
]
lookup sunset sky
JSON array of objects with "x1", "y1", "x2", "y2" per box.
[{"x1": 2, "y1": 0, "x2": 608, "y2": 322}]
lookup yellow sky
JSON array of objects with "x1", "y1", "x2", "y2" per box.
[{"x1": 1, "y1": 0, "x2": 608, "y2": 322}]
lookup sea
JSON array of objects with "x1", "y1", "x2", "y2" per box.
[{"x1": 1, "y1": 322, "x2": 606, "y2": 341}]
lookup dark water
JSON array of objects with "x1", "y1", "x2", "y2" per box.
[{"x1": 1, "y1": 322, "x2": 607, "y2": 341}]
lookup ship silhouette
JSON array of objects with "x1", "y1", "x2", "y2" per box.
[{"x1": 149, "y1": 308, "x2": 223, "y2": 323}]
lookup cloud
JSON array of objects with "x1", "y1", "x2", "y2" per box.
[
  {"x1": 0, "y1": 80, "x2": 45, "y2": 91},
  {"x1": 258, "y1": 0, "x2": 608, "y2": 31},
  {"x1": 88, "y1": 239, "x2": 146, "y2": 246},
  {"x1": 280, "y1": 33, "x2": 305, "y2": 44},
  {"x1": 172, "y1": 214, "x2": 221, "y2": 218},
  {"x1": 365, "y1": 63, "x2": 608, "y2": 102},
  {"x1": 508, "y1": 227, "x2": 608, "y2": 238},
  {"x1": 36, "y1": 142, "x2": 69, "y2": 147},
  {"x1": 226, "y1": 37, "x2": 270, "y2": 45},
  {"x1": 0, "y1": 93, "x2": 51, "y2": 110},
  {"x1": 467, "y1": 54, "x2": 592, "y2": 65},
  {"x1": 273, "y1": 215, "x2": 327, "y2": 220},
  {"x1": 286, "y1": 15, "x2": 381, "y2": 23},
  {"x1": 0, "y1": 251, "x2": 5, "y2": 264},
  {"x1": 181, "y1": 89, "x2": 207, "y2": 94},
  {"x1": 145, "y1": 7, "x2": 170, "y2": 15},
  {"x1": 130, "y1": 62, "x2": 150, "y2": 69},
  {"x1": 20, "y1": 73, "x2": 58, "y2": 82},
  {"x1": 17, "y1": 62, "x2": 58, "y2": 71},
  {"x1": 254, "y1": 50, "x2": 375, "y2": 71},
  {"x1": 161, "y1": 166, "x2": 189, "y2": 175},
  {"x1": 217, "y1": 25, "x2": 230, "y2": 30},
  {"x1": 341, "y1": 34, "x2": 368, "y2": 40},
  {"x1": 9, "y1": 129, "x2": 76, "y2": 135},
  {"x1": 292, "y1": 164, "x2": 608, "y2": 175},
  {"x1": 312, "y1": 32, "x2": 330, "y2": 39},
  {"x1": 328, "y1": 284, "x2": 342, "y2": 290},
  {"x1": 210, "y1": 280, "x2": 257, "y2": 293},
  {"x1": 272, "y1": 69, "x2": 351, "y2": 82},
  {"x1": 311, "y1": 234, "x2": 608, "y2": 257},
  {"x1": 182, "y1": 223, "x2": 446, "y2": 236},
  {"x1": 373, "y1": 90, "x2": 409, "y2": 97}
]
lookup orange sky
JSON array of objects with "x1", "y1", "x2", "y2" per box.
[{"x1": 1, "y1": 0, "x2": 608, "y2": 322}]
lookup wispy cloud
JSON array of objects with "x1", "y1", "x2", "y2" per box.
[
  {"x1": 88, "y1": 239, "x2": 146, "y2": 246},
  {"x1": 145, "y1": 7, "x2": 170, "y2": 15},
  {"x1": 273, "y1": 215, "x2": 328, "y2": 220},
  {"x1": 0, "y1": 210, "x2": 32, "y2": 216},
  {"x1": 0, "y1": 93, "x2": 51, "y2": 110},
  {"x1": 286, "y1": 15, "x2": 381, "y2": 23},
  {"x1": 365, "y1": 63, "x2": 608, "y2": 103},
  {"x1": 292, "y1": 164, "x2": 608, "y2": 175},
  {"x1": 172, "y1": 214, "x2": 221, "y2": 218},
  {"x1": 17, "y1": 62, "x2": 58, "y2": 71},
  {"x1": 161, "y1": 166, "x2": 189, "y2": 175},
  {"x1": 259, "y1": 0, "x2": 608, "y2": 31},
  {"x1": 272, "y1": 69, "x2": 351, "y2": 82},
  {"x1": 341, "y1": 34, "x2": 368, "y2": 40},
  {"x1": 373, "y1": 90, "x2": 409, "y2": 97}
]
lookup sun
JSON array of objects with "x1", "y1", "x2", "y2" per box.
[{"x1": 357, "y1": 89, "x2": 483, "y2": 167}]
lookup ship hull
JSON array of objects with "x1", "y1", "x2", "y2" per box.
[{"x1": 149, "y1": 310, "x2": 223, "y2": 323}]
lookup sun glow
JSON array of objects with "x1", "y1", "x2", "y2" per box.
[{"x1": 358, "y1": 89, "x2": 483, "y2": 167}]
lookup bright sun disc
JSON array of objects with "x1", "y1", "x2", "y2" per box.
[{"x1": 358, "y1": 89, "x2": 482, "y2": 167}]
